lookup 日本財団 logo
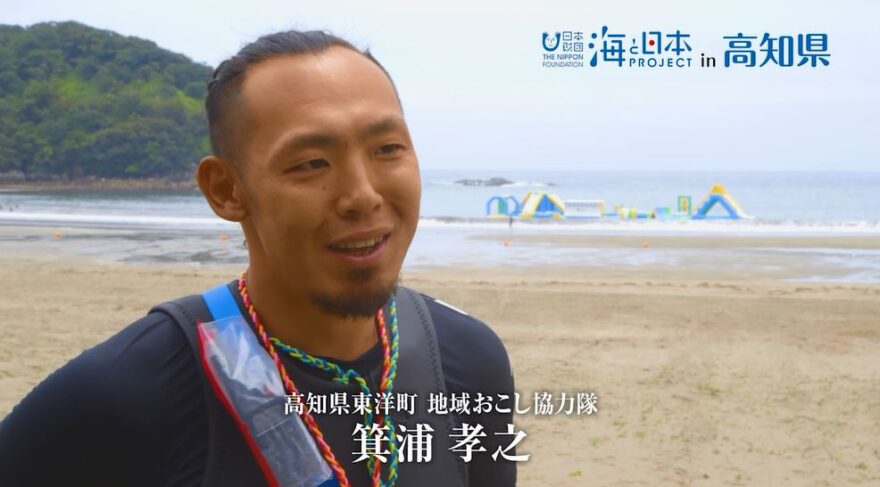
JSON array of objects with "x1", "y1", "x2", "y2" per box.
[{"x1": 541, "y1": 27, "x2": 830, "y2": 70}]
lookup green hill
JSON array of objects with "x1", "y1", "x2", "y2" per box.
[{"x1": 0, "y1": 21, "x2": 212, "y2": 180}]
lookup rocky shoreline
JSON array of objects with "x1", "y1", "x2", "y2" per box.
[{"x1": 0, "y1": 177, "x2": 199, "y2": 191}]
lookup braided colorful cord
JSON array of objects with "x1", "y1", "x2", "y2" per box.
[{"x1": 238, "y1": 273, "x2": 400, "y2": 487}]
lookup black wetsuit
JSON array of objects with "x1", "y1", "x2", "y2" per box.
[{"x1": 0, "y1": 282, "x2": 516, "y2": 486}]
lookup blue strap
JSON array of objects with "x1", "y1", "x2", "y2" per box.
[
  {"x1": 202, "y1": 284, "x2": 241, "y2": 321},
  {"x1": 201, "y1": 282, "x2": 342, "y2": 487}
]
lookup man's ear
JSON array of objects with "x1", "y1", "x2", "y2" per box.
[{"x1": 195, "y1": 155, "x2": 248, "y2": 222}]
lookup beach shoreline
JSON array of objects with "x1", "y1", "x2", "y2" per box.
[
  {"x1": 2, "y1": 223, "x2": 879, "y2": 283},
  {"x1": 0, "y1": 176, "x2": 198, "y2": 191}
]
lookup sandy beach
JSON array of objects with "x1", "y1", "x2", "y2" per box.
[{"x1": 1, "y1": 236, "x2": 879, "y2": 486}]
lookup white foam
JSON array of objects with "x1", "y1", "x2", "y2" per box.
[
  {"x1": 0, "y1": 211, "x2": 237, "y2": 230},
  {"x1": 3, "y1": 211, "x2": 879, "y2": 237},
  {"x1": 416, "y1": 217, "x2": 880, "y2": 236}
]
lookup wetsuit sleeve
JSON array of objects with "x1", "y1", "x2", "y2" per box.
[
  {"x1": 428, "y1": 297, "x2": 518, "y2": 487},
  {"x1": 0, "y1": 312, "x2": 207, "y2": 487}
]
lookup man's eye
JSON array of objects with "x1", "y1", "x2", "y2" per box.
[
  {"x1": 375, "y1": 144, "x2": 405, "y2": 156},
  {"x1": 288, "y1": 159, "x2": 329, "y2": 172}
]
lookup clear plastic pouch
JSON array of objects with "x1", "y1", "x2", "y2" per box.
[{"x1": 198, "y1": 314, "x2": 336, "y2": 487}]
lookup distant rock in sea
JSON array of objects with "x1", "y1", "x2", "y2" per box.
[{"x1": 454, "y1": 177, "x2": 514, "y2": 187}]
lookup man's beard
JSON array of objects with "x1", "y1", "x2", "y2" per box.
[{"x1": 309, "y1": 268, "x2": 399, "y2": 319}]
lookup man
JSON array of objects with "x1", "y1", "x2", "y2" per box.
[{"x1": 0, "y1": 30, "x2": 516, "y2": 486}]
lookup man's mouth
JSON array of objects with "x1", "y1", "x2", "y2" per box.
[{"x1": 328, "y1": 234, "x2": 390, "y2": 258}]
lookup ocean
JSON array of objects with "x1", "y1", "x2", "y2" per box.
[
  {"x1": 1, "y1": 170, "x2": 879, "y2": 282},
  {"x1": 1, "y1": 170, "x2": 878, "y2": 226}
]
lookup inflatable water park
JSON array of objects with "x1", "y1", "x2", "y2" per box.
[{"x1": 485, "y1": 183, "x2": 753, "y2": 221}]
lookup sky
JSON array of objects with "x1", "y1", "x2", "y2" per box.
[{"x1": 3, "y1": 0, "x2": 878, "y2": 172}]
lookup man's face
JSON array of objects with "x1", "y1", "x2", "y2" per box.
[{"x1": 234, "y1": 47, "x2": 421, "y2": 318}]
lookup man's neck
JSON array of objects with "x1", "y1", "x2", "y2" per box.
[{"x1": 243, "y1": 267, "x2": 379, "y2": 362}]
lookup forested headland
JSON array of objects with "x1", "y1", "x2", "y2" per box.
[{"x1": 0, "y1": 21, "x2": 212, "y2": 184}]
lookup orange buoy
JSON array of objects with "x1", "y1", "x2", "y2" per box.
[{"x1": 54, "y1": 231, "x2": 62, "y2": 240}]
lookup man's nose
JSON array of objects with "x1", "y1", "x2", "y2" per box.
[{"x1": 334, "y1": 156, "x2": 383, "y2": 218}]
